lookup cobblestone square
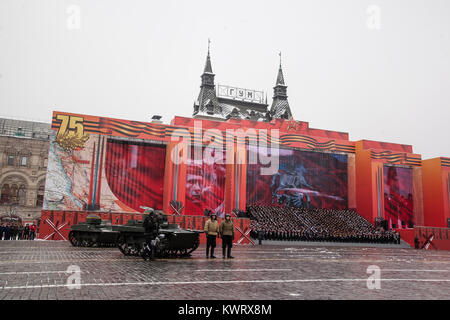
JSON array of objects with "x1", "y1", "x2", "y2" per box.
[{"x1": 0, "y1": 240, "x2": 449, "y2": 300}]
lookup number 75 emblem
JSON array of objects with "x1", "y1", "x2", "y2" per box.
[{"x1": 55, "y1": 114, "x2": 89, "y2": 151}]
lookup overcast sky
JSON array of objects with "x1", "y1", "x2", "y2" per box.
[{"x1": 0, "y1": 0, "x2": 449, "y2": 159}]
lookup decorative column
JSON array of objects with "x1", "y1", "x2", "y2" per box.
[
  {"x1": 422, "y1": 158, "x2": 450, "y2": 228},
  {"x1": 224, "y1": 141, "x2": 247, "y2": 215},
  {"x1": 355, "y1": 141, "x2": 385, "y2": 224},
  {"x1": 163, "y1": 141, "x2": 187, "y2": 214}
]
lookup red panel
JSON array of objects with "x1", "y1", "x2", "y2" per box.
[
  {"x1": 38, "y1": 211, "x2": 72, "y2": 241},
  {"x1": 397, "y1": 229, "x2": 415, "y2": 247},
  {"x1": 355, "y1": 142, "x2": 382, "y2": 225},
  {"x1": 111, "y1": 213, "x2": 122, "y2": 225},
  {"x1": 99, "y1": 213, "x2": 111, "y2": 221},
  {"x1": 392, "y1": 228, "x2": 450, "y2": 251},
  {"x1": 384, "y1": 166, "x2": 414, "y2": 228},
  {"x1": 38, "y1": 211, "x2": 53, "y2": 240},
  {"x1": 105, "y1": 140, "x2": 165, "y2": 212},
  {"x1": 414, "y1": 227, "x2": 450, "y2": 250},
  {"x1": 362, "y1": 140, "x2": 413, "y2": 153},
  {"x1": 185, "y1": 146, "x2": 226, "y2": 216},
  {"x1": 171, "y1": 116, "x2": 350, "y2": 141},
  {"x1": 65, "y1": 212, "x2": 78, "y2": 230},
  {"x1": 122, "y1": 213, "x2": 135, "y2": 225},
  {"x1": 422, "y1": 159, "x2": 447, "y2": 227},
  {"x1": 77, "y1": 212, "x2": 88, "y2": 223},
  {"x1": 51, "y1": 211, "x2": 69, "y2": 240}
]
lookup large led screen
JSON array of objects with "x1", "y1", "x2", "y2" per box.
[
  {"x1": 383, "y1": 165, "x2": 414, "y2": 228},
  {"x1": 185, "y1": 146, "x2": 226, "y2": 216},
  {"x1": 246, "y1": 146, "x2": 348, "y2": 209}
]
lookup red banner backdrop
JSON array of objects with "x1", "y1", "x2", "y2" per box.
[
  {"x1": 383, "y1": 166, "x2": 414, "y2": 228},
  {"x1": 39, "y1": 211, "x2": 78, "y2": 241},
  {"x1": 105, "y1": 139, "x2": 166, "y2": 212},
  {"x1": 398, "y1": 226, "x2": 450, "y2": 250},
  {"x1": 184, "y1": 146, "x2": 226, "y2": 216}
]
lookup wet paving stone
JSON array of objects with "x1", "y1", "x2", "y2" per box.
[{"x1": 0, "y1": 240, "x2": 449, "y2": 299}]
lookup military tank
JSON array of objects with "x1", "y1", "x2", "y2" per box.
[
  {"x1": 68, "y1": 214, "x2": 119, "y2": 247},
  {"x1": 116, "y1": 207, "x2": 203, "y2": 258}
]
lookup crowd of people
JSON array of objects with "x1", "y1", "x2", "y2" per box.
[
  {"x1": 0, "y1": 223, "x2": 37, "y2": 240},
  {"x1": 248, "y1": 205, "x2": 400, "y2": 244}
]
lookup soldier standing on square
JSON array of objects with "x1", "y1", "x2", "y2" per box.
[
  {"x1": 142, "y1": 209, "x2": 159, "y2": 260},
  {"x1": 204, "y1": 212, "x2": 219, "y2": 258},
  {"x1": 219, "y1": 213, "x2": 235, "y2": 259}
]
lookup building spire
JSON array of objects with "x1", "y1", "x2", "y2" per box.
[
  {"x1": 204, "y1": 39, "x2": 213, "y2": 73},
  {"x1": 194, "y1": 38, "x2": 219, "y2": 117},
  {"x1": 276, "y1": 51, "x2": 285, "y2": 86},
  {"x1": 270, "y1": 52, "x2": 292, "y2": 119}
]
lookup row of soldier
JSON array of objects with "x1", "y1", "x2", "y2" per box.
[
  {"x1": 250, "y1": 228, "x2": 400, "y2": 244},
  {"x1": 248, "y1": 205, "x2": 400, "y2": 244}
]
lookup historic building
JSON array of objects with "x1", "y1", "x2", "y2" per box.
[
  {"x1": 193, "y1": 48, "x2": 292, "y2": 121},
  {"x1": 0, "y1": 118, "x2": 50, "y2": 224}
]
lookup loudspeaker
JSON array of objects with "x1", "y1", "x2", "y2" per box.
[{"x1": 447, "y1": 218, "x2": 450, "y2": 228}]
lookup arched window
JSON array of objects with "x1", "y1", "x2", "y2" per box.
[
  {"x1": 0, "y1": 184, "x2": 10, "y2": 204},
  {"x1": 36, "y1": 184, "x2": 45, "y2": 207},
  {"x1": 18, "y1": 185, "x2": 26, "y2": 205}
]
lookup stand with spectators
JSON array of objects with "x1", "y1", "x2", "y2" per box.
[{"x1": 247, "y1": 205, "x2": 400, "y2": 244}]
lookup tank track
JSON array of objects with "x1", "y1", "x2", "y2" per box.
[
  {"x1": 68, "y1": 231, "x2": 117, "y2": 248},
  {"x1": 116, "y1": 234, "x2": 200, "y2": 258}
]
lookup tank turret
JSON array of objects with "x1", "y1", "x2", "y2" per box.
[{"x1": 68, "y1": 215, "x2": 119, "y2": 247}]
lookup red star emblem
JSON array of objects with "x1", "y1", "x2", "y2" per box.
[{"x1": 286, "y1": 117, "x2": 301, "y2": 132}]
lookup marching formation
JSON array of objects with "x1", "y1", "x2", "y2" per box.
[{"x1": 248, "y1": 205, "x2": 400, "y2": 244}]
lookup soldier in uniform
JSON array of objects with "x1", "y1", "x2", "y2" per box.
[
  {"x1": 142, "y1": 209, "x2": 159, "y2": 260},
  {"x1": 156, "y1": 210, "x2": 168, "y2": 226},
  {"x1": 257, "y1": 229, "x2": 264, "y2": 245},
  {"x1": 204, "y1": 212, "x2": 219, "y2": 258},
  {"x1": 219, "y1": 213, "x2": 235, "y2": 259}
]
